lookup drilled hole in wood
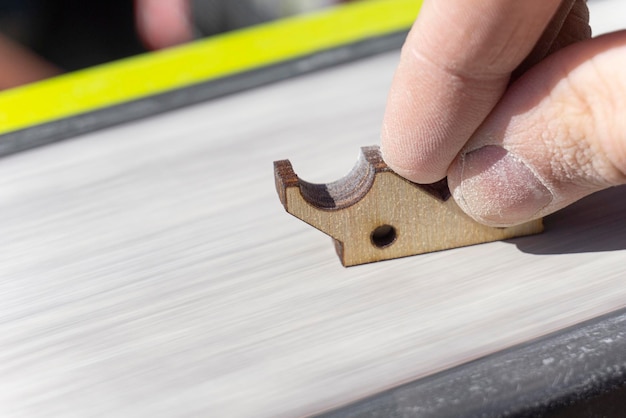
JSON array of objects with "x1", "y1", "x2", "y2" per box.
[{"x1": 371, "y1": 224, "x2": 397, "y2": 249}]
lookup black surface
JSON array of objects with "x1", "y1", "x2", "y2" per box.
[
  {"x1": 0, "y1": 0, "x2": 145, "y2": 70},
  {"x1": 191, "y1": 0, "x2": 273, "y2": 37},
  {"x1": 320, "y1": 308, "x2": 626, "y2": 417}
]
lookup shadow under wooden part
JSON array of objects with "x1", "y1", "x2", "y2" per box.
[{"x1": 511, "y1": 185, "x2": 626, "y2": 254}]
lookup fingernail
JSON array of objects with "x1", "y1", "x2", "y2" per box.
[{"x1": 454, "y1": 145, "x2": 553, "y2": 226}]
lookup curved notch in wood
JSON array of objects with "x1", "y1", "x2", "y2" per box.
[
  {"x1": 275, "y1": 147, "x2": 378, "y2": 211},
  {"x1": 274, "y1": 146, "x2": 543, "y2": 267}
]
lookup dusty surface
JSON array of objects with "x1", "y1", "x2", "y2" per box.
[{"x1": 1, "y1": 2, "x2": 625, "y2": 416}]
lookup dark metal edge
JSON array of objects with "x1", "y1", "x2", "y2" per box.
[
  {"x1": 317, "y1": 307, "x2": 626, "y2": 418},
  {"x1": 0, "y1": 30, "x2": 408, "y2": 158}
]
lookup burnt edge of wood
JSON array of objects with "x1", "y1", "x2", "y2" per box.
[
  {"x1": 273, "y1": 159, "x2": 299, "y2": 210},
  {"x1": 273, "y1": 145, "x2": 451, "y2": 212},
  {"x1": 333, "y1": 239, "x2": 345, "y2": 264},
  {"x1": 418, "y1": 178, "x2": 450, "y2": 202}
]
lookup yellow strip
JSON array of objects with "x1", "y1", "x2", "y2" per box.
[{"x1": 0, "y1": 0, "x2": 422, "y2": 136}]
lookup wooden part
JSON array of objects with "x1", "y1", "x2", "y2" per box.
[{"x1": 274, "y1": 146, "x2": 544, "y2": 266}]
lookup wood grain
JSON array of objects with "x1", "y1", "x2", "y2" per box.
[
  {"x1": 275, "y1": 146, "x2": 543, "y2": 266},
  {"x1": 1, "y1": 3, "x2": 625, "y2": 417}
]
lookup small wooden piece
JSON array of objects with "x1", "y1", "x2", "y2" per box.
[{"x1": 274, "y1": 146, "x2": 543, "y2": 267}]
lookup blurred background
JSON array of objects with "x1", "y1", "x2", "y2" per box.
[{"x1": 0, "y1": 0, "x2": 354, "y2": 90}]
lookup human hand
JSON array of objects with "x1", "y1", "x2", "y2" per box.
[
  {"x1": 381, "y1": 0, "x2": 626, "y2": 226},
  {"x1": 135, "y1": 0, "x2": 195, "y2": 50},
  {"x1": 0, "y1": 34, "x2": 59, "y2": 90}
]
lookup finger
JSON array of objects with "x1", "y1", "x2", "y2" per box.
[
  {"x1": 512, "y1": 0, "x2": 590, "y2": 79},
  {"x1": 448, "y1": 31, "x2": 626, "y2": 227},
  {"x1": 382, "y1": 0, "x2": 576, "y2": 183},
  {"x1": 135, "y1": 0, "x2": 194, "y2": 50},
  {"x1": 0, "y1": 35, "x2": 59, "y2": 90}
]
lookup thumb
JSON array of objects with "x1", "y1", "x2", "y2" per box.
[{"x1": 448, "y1": 31, "x2": 626, "y2": 227}]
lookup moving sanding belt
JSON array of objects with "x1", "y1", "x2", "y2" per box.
[{"x1": 0, "y1": 0, "x2": 421, "y2": 157}]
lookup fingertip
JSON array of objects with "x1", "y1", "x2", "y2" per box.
[
  {"x1": 448, "y1": 31, "x2": 626, "y2": 226},
  {"x1": 380, "y1": 134, "x2": 448, "y2": 184},
  {"x1": 449, "y1": 146, "x2": 553, "y2": 226}
]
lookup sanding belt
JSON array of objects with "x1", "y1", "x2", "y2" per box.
[{"x1": 1, "y1": 0, "x2": 625, "y2": 416}]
